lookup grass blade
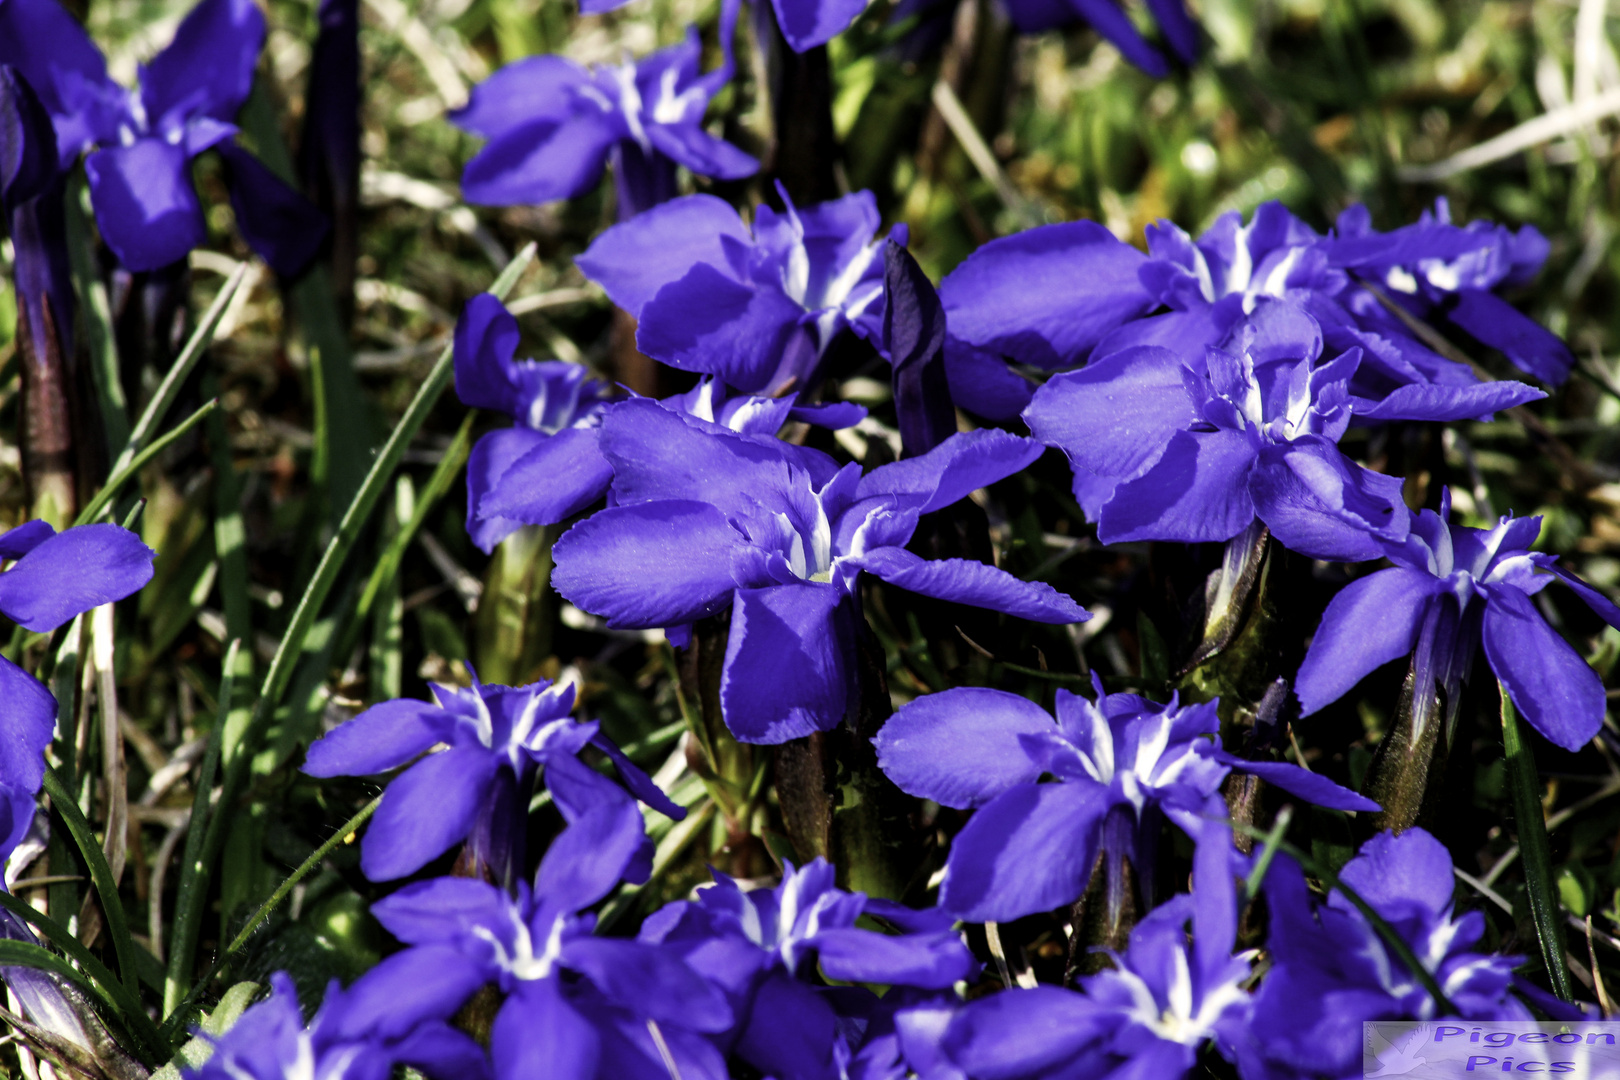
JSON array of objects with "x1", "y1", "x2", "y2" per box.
[
  {"x1": 1501, "y1": 684, "x2": 1574, "y2": 1002},
  {"x1": 39, "y1": 770, "x2": 140, "y2": 1001},
  {"x1": 226, "y1": 796, "x2": 379, "y2": 953},
  {"x1": 74, "y1": 399, "x2": 219, "y2": 527}
]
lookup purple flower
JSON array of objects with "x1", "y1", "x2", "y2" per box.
[
  {"x1": 1295, "y1": 489, "x2": 1620, "y2": 752},
  {"x1": 936, "y1": 829, "x2": 1252, "y2": 1080},
  {"x1": 576, "y1": 188, "x2": 903, "y2": 395},
  {"x1": 873, "y1": 677, "x2": 1374, "y2": 922},
  {"x1": 642, "y1": 858, "x2": 977, "y2": 1080},
  {"x1": 1242, "y1": 829, "x2": 1532, "y2": 1079},
  {"x1": 0, "y1": 0, "x2": 326, "y2": 274},
  {"x1": 455, "y1": 293, "x2": 865, "y2": 553},
  {"x1": 302, "y1": 673, "x2": 682, "y2": 882},
  {"x1": 551, "y1": 401, "x2": 1086, "y2": 743},
  {"x1": 1022, "y1": 306, "x2": 1527, "y2": 560},
  {"x1": 452, "y1": 25, "x2": 756, "y2": 219},
  {"x1": 1326, "y1": 199, "x2": 1573, "y2": 384},
  {"x1": 2, "y1": 64, "x2": 74, "y2": 368},
  {"x1": 339, "y1": 801, "x2": 733, "y2": 1080},
  {"x1": 184, "y1": 972, "x2": 489, "y2": 1080},
  {"x1": 0, "y1": 521, "x2": 155, "y2": 858}
]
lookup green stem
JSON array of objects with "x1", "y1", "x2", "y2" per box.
[{"x1": 227, "y1": 797, "x2": 379, "y2": 954}]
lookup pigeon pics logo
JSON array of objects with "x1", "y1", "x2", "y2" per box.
[{"x1": 1365, "y1": 1022, "x2": 1620, "y2": 1078}]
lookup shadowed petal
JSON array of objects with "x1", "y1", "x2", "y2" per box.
[
  {"x1": 477, "y1": 428, "x2": 612, "y2": 527},
  {"x1": 1447, "y1": 287, "x2": 1575, "y2": 385},
  {"x1": 721, "y1": 584, "x2": 852, "y2": 743},
  {"x1": 215, "y1": 142, "x2": 328, "y2": 277},
  {"x1": 943, "y1": 339, "x2": 1036, "y2": 422},
  {"x1": 85, "y1": 140, "x2": 206, "y2": 271},
  {"x1": 1546, "y1": 564, "x2": 1620, "y2": 630},
  {"x1": 1205, "y1": 747, "x2": 1377, "y2": 812},
  {"x1": 302, "y1": 699, "x2": 450, "y2": 777},
  {"x1": 360, "y1": 747, "x2": 499, "y2": 880},
  {"x1": 646, "y1": 123, "x2": 759, "y2": 181},
  {"x1": 140, "y1": 0, "x2": 263, "y2": 127},
  {"x1": 875, "y1": 687, "x2": 1053, "y2": 809},
  {"x1": 0, "y1": 524, "x2": 155, "y2": 632},
  {"x1": 1482, "y1": 584, "x2": 1606, "y2": 752},
  {"x1": 0, "y1": 521, "x2": 55, "y2": 562},
  {"x1": 1351, "y1": 379, "x2": 1544, "y2": 423},
  {"x1": 940, "y1": 781, "x2": 1109, "y2": 922},
  {"x1": 636, "y1": 263, "x2": 807, "y2": 392},
  {"x1": 454, "y1": 293, "x2": 523, "y2": 413},
  {"x1": 552, "y1": 501, "x2": 747, "y2": 628},
  {"x1": 939, "y1": 220, "x2": 1153, "y2": 368},
  {"x1": 769, "y1": 0, "x2": 869, "y2": 51},
  {"x1": 576, "y1": 195, "x2": 751, "y2": 316},
  {"x1": 1296, "y1": 568, "x2": 1440, "y2": 715},
  {"x1": 1098, "y1": 429, "x2": 1255, "y2": 545},
  {"x1": 851, "y1": 547, "x2": 1087, "y2": 624}
]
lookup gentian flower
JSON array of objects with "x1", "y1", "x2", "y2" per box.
[
  {"x1": 452, "y1": 22, "x2": 756, "y2": 219},
  {"x1": 339, "y1": 801, "x2": 733, "y2": 1080},
  {"x1": 1295, "y1": 489, "x2": 1620, "y2": 752},
  {"x1": 576, "y1": 188, "x2": 904, "y2": 395},
  {"x1": 940, "y1": 201, "x2": 1565, "y2": 407},
  {"x1": 0, "y1": 0, "x2": 327, "y2": 274},
  {"x1": 0, "y1": 521, "x2": 155, "y2": 857},
  {"x1": 1023, "y1": 307, "x2": 1533, "y2": 560},
  {"x1": 184, "y1": 972, "x2": 489, "y2": 1080},
  {"x1": 455, "y1": 293, "x2": 865, "y2": 552},
  {"x1": 642, "y1": 857, "x2": 977, "y2": 1080},
  {"x1": 1241, "y1": 828, "x2": 1534, "y2": 1080},
  {"x1": 551, "y1": 401, "x2": 1086, "y2": 743},
  {"x1": 302, "y1": 673, "x2": 683, "y2": 882},
  {"x1": 873, "y1": 677, "x2": 1374, "y2": 922},
  {"x1": 1326, "y1": 199, "x2": 1574, "y2": 384},
  {"x1": 936, "y1": 829, "x2": 1252, "y2": 1080}
]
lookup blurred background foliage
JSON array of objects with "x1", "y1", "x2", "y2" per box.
[{"x1": 1, "y1": 0, "x2": 1619, "y2": 1033}]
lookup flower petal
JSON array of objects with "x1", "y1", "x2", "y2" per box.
[
  {"x1": 464, "y1": 427, "x2": 549, "y2": 553},
  {"x1": 1447, "y1": 287, "x2": 1575, "y2": 385},
  {"x1": 450, "y1": 56, "x2": 586, "y2": 138},
  {"x1": 1249, "y1": 438, "x2": 1407, "y2": 562},
  {"x1": 552, "y1": 501, "x2": 748, "y2": 629},
  {"x1": 1207, "y1": 748, "x2": 1377, "y2": 812},
  {"x1": 940, "y1": 781, "x2": 1109, "y2": 922},
  {"x1": 941, "y1": 985, "x2": 1111, "y2": 1078},
  {"x1": 855, "y1": 428, "x2": 1042, "y2": 514},
  {"x1": 943, "y1": 339, "x2": 1035, "y2": 422},
  {"x1": 338, "y1": 946, "x2": 491, "y2": 1039},
  {"x1": 0, "y1": 654, "x2": 57, "y2": 796},
  {"x1": 0, "y1": 0, "x2": 122, "y2": 158},
  {"x1": 575, "y1": 194, "x2": 751, "y2": 317},
  {"x1": 1023, "y1": 345, "x2": 1196, "y2": 481},
  {"x1": 814, "y1": 927, "x2": 977, "y2": 989},
  {"x1": 139, "y1": 0, "x2": 263, "y2": 128},
  {"x1": 369, "y1": 877, "x2": 511, "y2": 947},
  {"x1": 635, "y1": 263, "x2": 807, "y2": 392},
  {"x1": 477, "y1": 428, "x2": 612, "y2": 528},
  {"x1": 939, "y1": 220, "x2": 1152, "y2": 369},
  {"x1": 875, "y1": 687, "x2": 1054, "y2": 809},
  {"x1": 302, "y1": 698, "x2": 449, "y2": 777},
  {"x1": 720, "y1": 583, "x2": 852, "y2": 743},
  {"x1": 768, "y1": 0, "x2": 870, "y2": 51},
  {"x1": 1482, "y1": 583, "x2": 1606, "y2": 752},
  {"x1": 0, "y1": 524, "x2": 155, "y2": 632},
  {"x1": 461, "y1": 114, "x2": 618, "y2": 206},
  {"x1": 851, "y1": 546, "x2": 1088, "y2": 624},
  {"x1": 1097, "y1": 429, "x2": 1256, "y2": 545},
  {"x1": 645, "y1": 122, "x2": 759, "y2": 181},
  {"x1": 0, "y1": 521, "x2": 56, "y2": 562},
  {"x1": 1351, "y1": 378, "x2": 1545, "y2": 423},
  {"x1": 492, "y1": 979, "x2": 599, "y2": 1080},
  {"x1": 84, "y1": 140, "x2": 206, "y2": 272},
  {"x1": 215, "y1": 141, "x2": 328, "y2": 277},
  {"x1": 562, "y1": 938, "x2": 733, "y2": 1032},
  {"x1": 360, "y1": 747, "x2": 498, "y2": 880},
  {"x1": 1295, "y1": 568, "x2": 1440, "y2": 716},
  {"x1": 537, "y1": 797, "x2": 649, "y2": 913}
]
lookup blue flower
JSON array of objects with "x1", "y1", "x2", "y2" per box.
[
  {"x1": 936, "y1": 829, "x2": 1252, "y2": 1080},
  {"x1": 873, "y1": 677, "x2": 1374, "y2": 922},
  {"x1": 0, "y1": 521, "x2": 155, "y2": 859},
  {"x1": 455, "y1": 293, "x2": 865, "y2": 553},
  {"x1": 183, "y1": 972, "x2": 489, "y2": 1080},
  {"x1": 452, "y1": 24, "x2": 756, "y2": 219},
  {"x1": 339, "y1": 801, "x2": 733, "y2": 1080},
  {"x1": 302, "y1": 673, "x2": 683, "y2": 882},
  {"x1": 1295, "y1": 489, "x2": 1620, "y2": 752},
  {"x1": 1241, "y1": 828, "x2": 1535, "y2": 1079},
  {"x1": 1326, "y1": 199, "x2": 1573, "y2": 384},
  {"x1": 0, "y1": 0, "x2": 326, "y2": 274},
  {"x1": 1023, "y1": 306, "x2": 1534, "y2": 559},
  {"x1": 551, "y1": 401, "x2": 1086, "y2": 743},
  {"x1": 642, "y1": 857, "x2": 977, "y2": 1080},
  {"x1": 576, "y1": 188, "x2": 903, "y2": 395}
]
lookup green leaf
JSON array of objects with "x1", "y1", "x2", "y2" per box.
[
  {"x1": 39, "y1": 770, "x2": 140, "y2": 1001},
  {"x1": 150, "y1": 982, "x2": 261, "y2": 1080},
  {"x1": 1501, "y1": 685, "x2": 1574, "y2": 1002}
]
